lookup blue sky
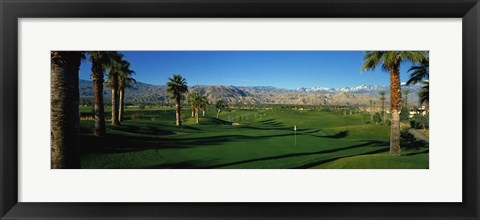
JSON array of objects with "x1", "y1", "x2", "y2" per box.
[{"x1": 78, "y1": 51, "x2": 416, "y2": 89}]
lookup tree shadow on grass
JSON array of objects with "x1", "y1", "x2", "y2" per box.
[
  {"x1": 113, "y1": 125, "x2": 176, "y2": 136},
  {"x1": 197, "y1": 117, "x2": 233, "y2": 126},
  {"x1": 294, "y1": 147, "x2": 389, "y2": 169},
  {"x1": 402, "y1": 149, "x2": 429, "y2": 156},
  {"x1": 321, "y1": 130, "x2": 349, "y2": 139},
  {"x1": 80, "y1": 133, "x2": 174, "y2": 153},
  {"x1": 81, "y1": 132, "x2": 294, "y2": 154},
  {"x1": 203, "y1": 140, "x2": 388, "y2": 169},
  {"x1": 142, "y1": 159, "x2": 218, "y2": 169},
  {"x1": 402, "y1": 140, "x2": 429, "y2": 149},
  {"x1": 302, "y1": 129, "x2": 322, "y2": 134},
  {"x1": 239, "y1": 124, "x2": 316, "y2": 133},
  {"x1": 127, "y1": 121, "x2": 202, "y2": 131},
  {"x1": 239, "y1": 119, "x2": 318, "y2": 133},
  {"x1": 401, "y1": 131, "x2": 429, "y2": 150},
  {"x1": 239, "y1": 121, "x2": 342, "y2": 139},
  {"x1": 297, "y1": 145, "x2": 430, "y2": 169},
  {"x1": 159, "y1": 132, "x2": 298, "y2": 148},
  {"x1": 82, "y1": 128, "x2": 354, "y2": 155},
  {"x1": 80, "y1": 117, "x2": 358, "y2": 156},
  {"x1": 159, "y1": 129, "x2": 346, "y2": 148},
  {"x1": 256, "y1": 119, "x2": 285, "y2": 127}
]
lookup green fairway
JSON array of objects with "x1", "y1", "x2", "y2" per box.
[{"x1": 79, "y1": 106, "x2": 429, "y2": 169}]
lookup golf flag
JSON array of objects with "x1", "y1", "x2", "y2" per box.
[{"x1": 294, "y1": 125, "x2": 297, "y2": 146}]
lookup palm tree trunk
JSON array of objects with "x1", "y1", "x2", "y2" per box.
[
  {"x1": 111, "y1": 72, "x2": 120, "y2": 126},
  {"x1": 175, "y1": 96, "x2": 182, "y2": 126},
  {"x1": 118, "y1": 88, "x2": 125, "y2": 122},
  {"x1": 202, "y1": 108, "x2": 205, "y2": 117},
  {"x1": 390, "y1": 67, "x2": 401, "y2": 156},
  {"x1": 381, "y1": 100, "x2": 385, "y2": 121},
  {"x1": 217, "y1": 109, "x2": 220, "y2": 118},
  {"x1": 51, "y1": 51, "x2": 82, "y2": 169},
  {"x1": 196, "y1": 106, "x2": 199, "y2": 123},
  {"x1": 405, "y1": 95, "x2": 408, "y2": 108},
  {"x1": 370, "y1": 104, "x2": 373, "y2": 120},
  {"x1": 92, "y1": 61, "x2": 106, "y2": 136},
  {"x1": 191, "y1": 105, "x2": 195, "y2": 118}
]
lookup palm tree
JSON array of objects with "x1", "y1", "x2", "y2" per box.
[
  {"x1": 51, "y1": 51, "x2": 84, "y2": 168},
  {"x1": 407, "y1": 58, "x2": 429, "y2": 86},
  {"x1": 373, "y1": 101, "x2": 376, "y2": 115},
  {"x1": 188, "y1": 93, "x2": 197, "y2": 118},
  {"x1": 407, "y1": 57, "x2": 429, "y2": 112},
  {"x1": 118, "y1": 63, "x2": 135, "y2": 122},
  {"x1": 379, "y1": 91, "x2": 386, "y2": 121},
  {"x1": 418, "y1": 81, "x2": 429, "y2": 111},
  {"x1": 402, "y1": 90, "x2": 410, "y2": 109},
  {"x1": 362, "y1": 51, "x2": 426, "y2": 156},
  {"x1": 89, "y1": 51, "x2": 116, "y2": 136},
  {"x1": 167, "y1": 74, "x2": 188, "y2": 126},
  {"x1": 200, "y1": 96, "x2": 209, "y2": 117},
  {"x1": 216, "y1": 100, "x2": 227, "y2": 119},
  {"x1": 369, "y1": 100, "x2": 373, "y2": 121},
  {"x1": 190, "y1": 92, "x2": 202, "y2": 123},
  {"x1": 188, "y1": 92, "x2": 208, "y2": 123},
  {"x1": 106, "y1": 52, "x2": 124, "y2": 126}
]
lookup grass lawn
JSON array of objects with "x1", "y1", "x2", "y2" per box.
[{"x1": 79, "y1": 106, "x2": 429, "y2": 169}]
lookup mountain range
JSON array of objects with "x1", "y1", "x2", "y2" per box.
[{"x1": 79, "y1": 80, "x2": 422, "y2": 106}]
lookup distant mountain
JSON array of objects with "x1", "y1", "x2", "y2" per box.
[
  {"x1": 79, "y1": 80, "x2": 421, "y2": 106},
  {"x1": 237, "y1": 86, "x2": 291, "y2": 94},
  {"x1": 296, "y1": 84, "x2": 421, "y2": 96}
]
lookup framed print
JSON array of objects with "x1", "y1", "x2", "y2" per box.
[{"x1": 1, "y1": 0, "x2": 479, "y2": 219}]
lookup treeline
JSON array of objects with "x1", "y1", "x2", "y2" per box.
[{"x1": 51, "y1": 51, "x2": 135, "y2": 169}]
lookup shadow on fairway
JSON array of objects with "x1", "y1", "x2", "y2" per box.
[
  {"x1": 81, "y1": 117, "x2": 359, "y2": 157},
  {"x1": 402, "y1": 149, "x2": 429, "y2": 156},
  {"x1": 80, "y1": 133, "x2": 175, "y2": 153},
  {"x1": 322, "y1": 130, "x2": 349, "y2": 139},
  {"x1": 293, "y1": 147, "x2": 389, "y2": 169},
  {"x1": 402, "y1": 140, "x2": 429, "y2": 149},
  {"x1": 203, "y1": 140, "x2": 389, "y2": 169},
  {"x1": 297, "y1": 147, "x2": 430, "y2": 169},
  {"x1": 113, "y1": 125, "x2": 176, "y2": 136},
  {"x1": 240, "y1": 119, "x2": 315, "y2": 133},
  {"x1": 257, "y1": 119, "x2": 283, "y2": 126},
  {"x1": 142, "y1": 159, "x2": 217, "y2": 169},
  {"x1": 81, "y1": 130, "x2": 299, "y2": 154},
  {"x1": 160, "y1": 132, "x2": 298, "y2": 147},
  {"x1": 82, "y1": 127, "x2": 351, "y2": 154},
  {"x1": 254, "y1": 119, "x2": 289, "y2": 128},
  {"x1": 127, "y1": 121, "x2": 202, "y2": 131},
  {"x1": 160, "y1": 128, "x2": 347, "y2": 148},
  {"x1": 240, "y1": 124, "x2": 313, "y2": 132}
]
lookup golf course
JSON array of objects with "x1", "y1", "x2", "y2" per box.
[
  {"x1": 51, "y1": 51, "x2": 430, "y2": 169},
  {"x1": 79, "y1": 106, "x2": 429, "y2": 169}
]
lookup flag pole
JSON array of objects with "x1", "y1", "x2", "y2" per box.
[{"x1": 294, "y1": 125, "x2": 297, "y2": 146}]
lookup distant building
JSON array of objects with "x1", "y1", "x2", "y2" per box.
[{"x1": 409, "y1": 106, "x2": 428, "y2": 118}]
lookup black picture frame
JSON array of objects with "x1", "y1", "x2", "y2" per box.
[{"x1": 1, "y1": 0, "x2": 479, "y2": 219}]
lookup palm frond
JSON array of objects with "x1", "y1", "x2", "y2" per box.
[
  {"x1": 418, "y1": 81, "x2": 429, "y2": 105},
  {"x1": 406, "y1": 57, "x2": 429, "y2": 86},
  {"x1": 361, "y1": 51, "x2": 384, "y2": 72},
  {"x1": 166, "y1": 74, "x2": 189, "y2": 100},
  {"x1": 400, "y1": 51, "x2": 428, "y2": 64}
]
